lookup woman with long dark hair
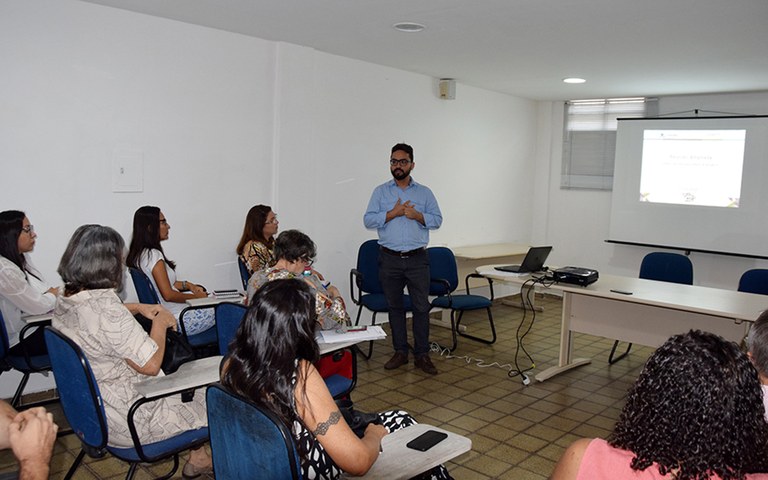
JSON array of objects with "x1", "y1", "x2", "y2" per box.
[
  {"x1": 0, "y1": 210, "x2": 58, "y2": 355},
  {"x1": 126, "y1": 206, "x2": 214, "y2": 335},
  {"x1": 551, "y1": 330, "x2": 768, "y2": 480},
  {"x1": 54, "y1": 224, "x2": 211, "y2": 478},
  {"x1": 222, "y1": 279, "x2": 452, "y2": 479},
  {"x1": 236, "y1": 204, "x2": 278, "y2": 275}
]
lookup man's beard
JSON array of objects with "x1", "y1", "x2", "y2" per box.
[{"x1": 391, "y1": 168, "x2": 408, "y2": 180}]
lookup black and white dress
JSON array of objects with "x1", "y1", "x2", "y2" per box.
[{"x1": 293, "y1": 409, "x2": 454, "y2": 480}]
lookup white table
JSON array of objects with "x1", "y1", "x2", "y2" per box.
[
  {"x1": 185, "y1": 295, "x2": 245, "y2": 307},
  {"x1": 349, "y1": 424, "x2": 471, "y2": 480},
  {"x1": 135, "y1": 355, "x2": 223, "y2": 398},
  {"x1": 477, "y1": 265, "x2": 768, "y2": 382},
  {"x1": 134, "y1": 333, "x2": 381, "y2": 398}
]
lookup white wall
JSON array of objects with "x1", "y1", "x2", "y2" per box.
[
  {"x1": 0, "y1": 0, "x2": 538, "y2": 395},
  {"x1": 535, "y1": 91, "x2": 768, "y2": 290}
]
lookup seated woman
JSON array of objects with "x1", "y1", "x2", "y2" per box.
[
  {"x1": 551, "y1": 330, "x2": 768, "y2": 480},
  {"x1": 0, "y1": 210, "x2": 59, "y2": 356},
  {"x1": 53, "y1": 224, "x2": 211, "y2": 477},
  {"x1": 222, "y1": 279, "x2": 452, "y2": 479},
  {"x1": 247, "y1": 229, "x2": 349, "y2": 330},
  {"x1": 236, "y1": 204, "x2": 278, "y2": 276},
  {"x1": 126, "y1": 206, "x2": 214, "y2": 336}
]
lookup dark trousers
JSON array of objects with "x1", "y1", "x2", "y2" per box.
[{"x1": 378, "y1": 248, "x2": 431, "y2": 356}]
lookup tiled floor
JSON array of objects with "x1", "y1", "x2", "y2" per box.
[{"x1": 0, "y1": 295, "x2": 655, "y2": 479}]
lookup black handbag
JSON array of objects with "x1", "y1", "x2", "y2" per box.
[
  {"x1": 134, "y1": 314, "x2": 195, "y2": 374},
  {"x1": 335, "y1": 399, "x2": 382, "y2": 438}
]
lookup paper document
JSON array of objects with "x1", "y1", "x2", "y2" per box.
[{"x1": 320, "y1": 325, "x2": 387, "y2": 344}]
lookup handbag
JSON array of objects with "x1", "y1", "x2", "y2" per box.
[
  {"x1": 335, "y1": 399, "x2": 382, "y2": 438},
  {"x1": 134, "y1": 314, "x2": 196, "y2": 374}
]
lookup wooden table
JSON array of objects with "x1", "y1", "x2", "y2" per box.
[
  {"x1": 349, "y1": 424, "x2": 471, "y2": 480},
  {"x1": 476, "y1": 265, "x2": 768, "y2": 382}
]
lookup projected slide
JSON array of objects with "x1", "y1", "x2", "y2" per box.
[{"x1": 639, "y1": 129, "x2": 745, "y2": 207}]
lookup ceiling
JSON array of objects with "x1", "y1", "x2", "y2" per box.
[{"x1": 80, "y1": 0, "x2": 768, "y2": 101}]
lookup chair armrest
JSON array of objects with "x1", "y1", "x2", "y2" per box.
[
  {"x1": 349, "y1": 269, "x2": 363, "y2": 305},
  {"x1": 128, "y1": 355, "x2": 222, "y2": 460},
  {"x1": 465, "y1": 273, "x2": 494, "y2": 301},
  {"x1": 431, "y1": 278, "x2": 452, "y2": 296},
  {"x1": 17, "y1": 318, "x2": 52, "y2": 371}
]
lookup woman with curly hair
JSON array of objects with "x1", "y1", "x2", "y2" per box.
[{"x1": 551, "y1": 330, "x2": 768, "y2": 480}]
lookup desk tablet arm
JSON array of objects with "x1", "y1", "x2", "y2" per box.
[
  {"x1": 127, "y1": 382, "x2": 207, "y2": 461},
  {"x1": 466, "y1": 274, "x2": 494, "y2": 301}
]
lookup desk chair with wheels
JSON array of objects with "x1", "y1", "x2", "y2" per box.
[
  {"x1": 609, "y1": 252, "x2": 693, "y2": 364},
  {"x1": 128, "y1": 267, "x2": 218, "y2": 356},
  {"x1": 738, "y1": 269, "x2": 768, "y2": 295},
  {"x1": 349, "y1": 239, "x2": 412, "y2": 359},
  {"x1": 0, "y1": 311, "x2": 54, "y2": 408},
  {"x1": 207, "y1": 383, "x2": 301, "y2": 480},
  {"x1": 44, "y1": 327, "x2": 209, "y2": 480},
  {"x1": 427, "y1": 246, "x2": 496, "y2": 352}
]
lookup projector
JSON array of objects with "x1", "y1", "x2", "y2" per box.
[{"x1": 553, "y1": 266, "x2": 599, "y2": 286}]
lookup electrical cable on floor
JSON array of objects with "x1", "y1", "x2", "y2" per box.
[{"x1": 429, "y1": 273, "x2": 559, "y2": 383}]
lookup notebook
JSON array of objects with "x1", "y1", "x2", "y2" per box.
[{"x1": 494, "y1": 246, "x2": 553, "y2": 273}]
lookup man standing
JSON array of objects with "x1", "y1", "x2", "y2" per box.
[{"x1": 364, "y1": 143, "x2": 442, "y2": 375}]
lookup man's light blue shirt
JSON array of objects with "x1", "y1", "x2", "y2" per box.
[{"x1": 363, "y1": 177, "x2": 442, "y2": 251}]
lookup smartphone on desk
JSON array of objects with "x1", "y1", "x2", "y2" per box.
[{"x1": 406, "y1": 430, "x2": 448, "y2": 452}]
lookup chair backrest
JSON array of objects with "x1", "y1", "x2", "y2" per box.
[
  {"x1": 427, "y1": 247, "x2": 459, "y2": 295},
  {"x1": 639, "y1": 252, "x2": 693, "y2": 285},
  {"x1": 738, "y1": 269, "x2": 768, "y2": 295},
  {"x1": 355, "y1": 240, "x2": 385, "y2": 294},
  {"x1": 207, "y1": 383, "x2": 301, "y2": 480},
  {"x1": 214, "y1": 303, "x2": 247, "y2": 355},
  {"x1": 129, "y1": 267, "x2": 161, "y2": 304},
  {"x1": 237, "y1": 257, "x2": 251, "y2": 291},
  {"x1": 44, "y1": 327, "x2": 109, "y2": 451}
]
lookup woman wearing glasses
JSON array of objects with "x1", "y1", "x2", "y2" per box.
[
  {"x1": 126, "y1": 206, "x2": 214, "y2": 336},
  {"x1": 236, "y1": 204, "x2": 279, "y2": 276},
  {"x1": 247, "y1": 229, "x2": 349, "y2": 331},
  {"x1": 0, "y1": 210, "x2": 58, "y2": 356}
]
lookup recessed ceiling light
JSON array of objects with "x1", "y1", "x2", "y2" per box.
[
  {"x1": 563, "y1": 77, "x2": 586, "y2": 84},
  {"x1": 393, "y1": 22, "x2": 426, "y2": 33}
]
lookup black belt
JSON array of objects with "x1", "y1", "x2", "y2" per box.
[{"x1": 380, "y1": 246, "x2": 426, "y2": 258}]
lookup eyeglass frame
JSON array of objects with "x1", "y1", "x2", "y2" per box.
[
  {"x1": 389, "y1": 158, "x2": 412, "y2": 167},
  {"x1": 21, "y1": 225, "x2": 35, "y2": 234},
  {"x1": 265, "y1": 215, "x2": 279, "y2": 225}
]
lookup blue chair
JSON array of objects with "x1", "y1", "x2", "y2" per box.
[
  {"x1": 427, "y1": 246, "x2": 496, "y2": 352},
  {"x1": 349, "y1": 240, "x2": 412, "y2": 359},
  {"x1": 207, "y1": 383, "x2": 301, "y2": 479},
  {"x1": 237, "y1": 256, "x2": 251, "y2": 291},
  {"x1": 214, "y1": 302, "x2": 247, "y2": 355},
  {"x1": 609, "y1": 252, "x2": 693, "y2": 364},
  {"x1": 738, "y1": 269, "x2": 768, "y2": 295},
  {"x1": 128, "y1": 267, "x2": 218, "y2": 355},
  {"x1": 0, "y1": 312, "x2": 53, "y2": 408},
  {"x1": 44, "y1": 327, "x2": 209, "y2": 480}
]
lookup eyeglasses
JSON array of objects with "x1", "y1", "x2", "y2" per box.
[
  {"x1": 21, "y1": 225, "x2": 34, "y2": 234},
  {"x1": 390, "y1": 158, "x2": 412, "y2": 167},
  {"x1": 301, "y1": 257, "x2": 314, "y2": 267},
  {"x1": 265, "y1": 216, "x2": 279, "y2": 225},
  {"x1": 159, "y1": 219, "x2": 168, "y2": 225}
]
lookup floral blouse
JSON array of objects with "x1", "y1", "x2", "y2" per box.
[
  {"x1": 239, "y1": 240, "x2": 276, "y2": 275},
  {"x1": 247, "y1": 267, "x2": 350, "y2": 330}
]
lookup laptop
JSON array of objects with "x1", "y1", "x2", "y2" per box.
[{"x1": 494, "y1": 246, "x2": 553, "y2": 273}]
